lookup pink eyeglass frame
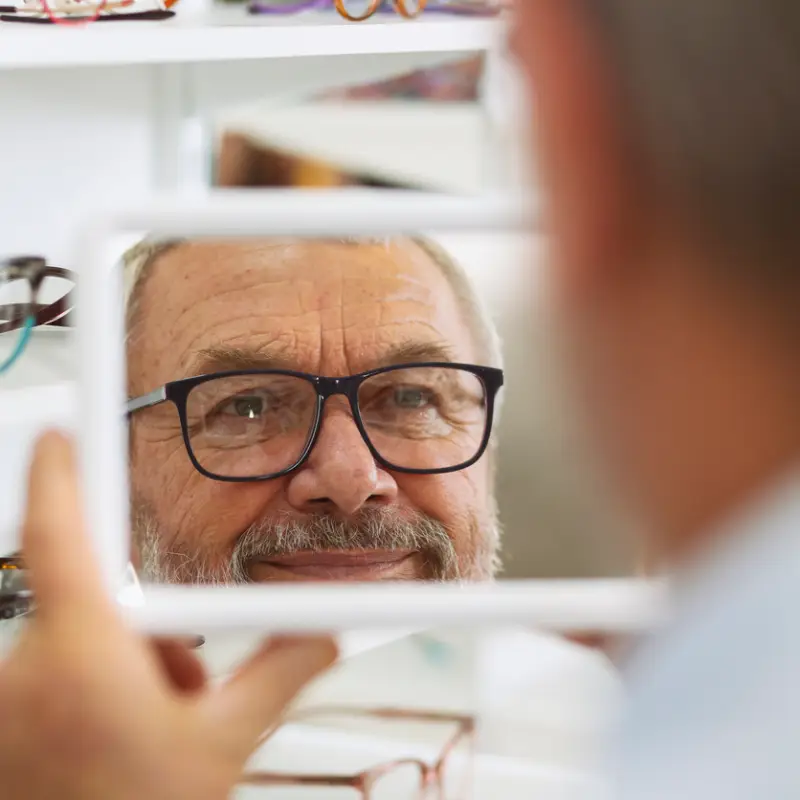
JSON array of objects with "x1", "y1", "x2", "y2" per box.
[{"x1": 242, "y1": 707, "x2": 476, "y2": 799}]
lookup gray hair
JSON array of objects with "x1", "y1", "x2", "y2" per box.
[
  {"x1": 122, "y1": 236, "x2": 504, "y2": 370},
  {"x1": 589, "y1": 1, "x2": 800, "y2": 277}
]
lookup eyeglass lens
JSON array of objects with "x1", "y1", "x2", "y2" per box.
[
  {"x1": 0, "y1": 276, "x2": 31, "y2": 327},
  {"x1": 335, "y1": 0, "x2": 378, "y2": 18},
  {"x1": 439, "y1": 729, "x2": 473, "y2": 799},
  {"x1": 369, "y1": 763, "x2": 427, "y2": 799},
  {"x1": 184, "y1": 366, "x2": 488, "y2": 478},
  {"x1": 393, "y1": 0, "x2": 424, "y2": 15}
]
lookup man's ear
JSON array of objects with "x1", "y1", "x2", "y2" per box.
[{"x1": 512, "y1": 0, "x2": 636, "y2": 295}]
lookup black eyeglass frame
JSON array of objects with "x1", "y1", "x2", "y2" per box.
[
  {"x1": 127, "y1": 362, "x2": 504, "y2": 483},
  {"x1": 0, "y1": 255, "x2": 76, "y2": 334}
]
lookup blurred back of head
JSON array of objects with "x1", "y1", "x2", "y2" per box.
[
  {"x1": 593, "y1": 0, "x2": 800, "y2": 286},
  {"x1": 513, "y1": 1, "x2": 800, "y2": 563}
]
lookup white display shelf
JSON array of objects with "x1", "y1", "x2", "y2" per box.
[
  {"x1": 0, "y1": 380, "x2": 75, "y2": 428},
  {"x1": 0, "y1": 6, "x2": 505, "y2": 69},
  {"x1": 0, "y1": 381, "x2": 77, "y2": 554},
  {"x1": 0, "y1": 8, "x2": 509, "y2": 254}
]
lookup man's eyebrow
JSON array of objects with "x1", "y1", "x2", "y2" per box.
[
  {"x1": 373, "y1": 341, "x2": 458, "y2": 369},
  {"x1": 184, "y1": 341, "x2": 458, "y2": 378},
  {"x1": 186, "y1": 345, "x2": 294, "y2": 377}
]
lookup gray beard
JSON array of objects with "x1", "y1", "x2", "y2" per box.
[{"x1": 133, "y1": 503, "x2": 501, "y2": 586}]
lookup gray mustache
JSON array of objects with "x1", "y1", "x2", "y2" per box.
[
  {"x1": 230, "y1": 509, "x2": 459, "y2": 582},
  {"x1": 135, "y1": 504, "x2": 460, "y2": 584}
]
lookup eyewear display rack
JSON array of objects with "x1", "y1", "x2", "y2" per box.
[
  {"x1": 0, "y1": 4, "x2": 504, "y2": 69},
  {"x1": 0, "y1": 2, "x2": 508, "y2": 262},
  {"x1": 0, "y1": 4, "x2": 506, "y2": 192}
]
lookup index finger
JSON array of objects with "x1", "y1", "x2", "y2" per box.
[
  {"x1": 209, "y1": 635, "x2": 337, "y2": 751},
  {"x1": 21, "y1": 430, "x2": 118, "y2": 625}
]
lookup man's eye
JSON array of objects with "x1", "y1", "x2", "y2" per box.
[
  {"x1": 393, "y1": 387, "x2": 432, "y2": 409},
  {"x1": 225, "y1": 395, "x2": 266, "y2": 419}
]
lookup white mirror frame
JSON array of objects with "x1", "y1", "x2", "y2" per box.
[{"x1": 74, "y1": 188, "x2": 666, "y2": 636}]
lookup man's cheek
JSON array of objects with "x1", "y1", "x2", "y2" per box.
[
  {"x1": 184, "y1": 485, "x2": 277, "y2": 551},
  {"x1": 398, "y1": 473, "x2": 483, "y2": 528}
]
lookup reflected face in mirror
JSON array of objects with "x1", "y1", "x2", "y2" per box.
[{"x1": 125, "y1": 239, "x2": 502, "y2": 585}]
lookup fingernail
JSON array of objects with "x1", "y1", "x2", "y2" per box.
[{"x1": 35, "y1": 429, "x2": 73, "y2": 471}]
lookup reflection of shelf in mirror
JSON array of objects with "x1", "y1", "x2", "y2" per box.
[
  {"x1": 217, "y1": 101, "x2": 486, "y2": 194},
  {"x1": 0, "y1": 6, "x2": 504, "y2": 69}
]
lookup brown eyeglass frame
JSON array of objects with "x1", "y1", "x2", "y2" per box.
[
  {"x1": 0, "y1": 256, "x2": 75, "y2": 335},
  {"x1": 334, "y1": 0, "x2": 427, "y2": 21},
  {"x1": 244, "y1": 707, "x2": 475, "y2": 798}
]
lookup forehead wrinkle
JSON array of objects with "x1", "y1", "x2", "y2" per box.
[
  {"x1": 148, "y1": 243, "x2": 313, "y2": 313},
  {"x1": 134, "y1": 238, "x2": 479, "y2": 387},
  {"x1": 365, "y1": 321, "x2": 473, "y2": 353},
  {"x1": 340, "y1": 274, "x2": 474, "y2": 369},
  {"x1": 142, "y1": 266, "x2": 318, "y2": 381},
  {"x1": 316, "y1": 257, "x2": 427, "y2": 374},
  {"x1": 131, "y1": 242, "x2": 305, "y2": 388},
  {"x1": 317, "y1": 258, "x2": 351, "y2": 374},
  {"x1": 172, "y1": 276, "x2": 306, "y2": 328}
]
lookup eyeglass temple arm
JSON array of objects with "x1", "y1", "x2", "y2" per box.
[
  {"x1": 241, "y1": 771, "x2": 359, "y2": 788},
  {"x1": 126, "y1": 387, "x2": 167, "y2": 415},
  {"x1": 292, "y1": 706, "x2": 473, "y2": 723},
  {"x1": 0, "y1": 298, "x2": 72, "y2": 326}
]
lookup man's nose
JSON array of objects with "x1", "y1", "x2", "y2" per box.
[{"x1": 285, "y1": 406, "x2": 398, "y2": 516}]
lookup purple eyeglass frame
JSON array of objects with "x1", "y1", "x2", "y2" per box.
[{"x1": 248, "y1": 0, "x2": 504, "y2": 18}]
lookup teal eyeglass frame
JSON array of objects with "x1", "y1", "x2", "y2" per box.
[{"x1": 0, "y1": 256, "x2": 76, "y2": 376}]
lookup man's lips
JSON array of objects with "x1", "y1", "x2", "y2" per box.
[{"x1": 249, "y1": 550, "x2": 419, "y2": 581}]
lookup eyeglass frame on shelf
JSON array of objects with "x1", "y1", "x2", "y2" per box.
[
  {"x1": 126, "y1": 362, "x2": 504, "y2": 483},
  {"x1": 0, "y1": 258, "x2": 76, "y2": 335},
  {"x1": 243, "y1": 706, "x2": 476, "y2": 798},
  {"x1": 0, "y1": 256, "x2": 76, "y2": 375},
  {"x1": 245, "y1": 0, "x2": 426, "y2": 21},
  {"x1": 0, "y1": 556, "x2": 34, "y2": 621},
  {"x1": 0, "y1": 1, "x2": 176, "y2": 24},
  {"x1": 247, "y1": 0, "x2": 504, "y2": 19}
]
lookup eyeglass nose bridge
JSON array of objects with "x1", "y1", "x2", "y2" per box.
[
  {"x1": 313, "y1": 374, "x2": 363, "y2": 402},
  {"x1": 297, "y1": 375, "x2": 375, "y2": 467},
  {"x1": 311, "y1": 376, "x2": 367, "y2": 430}
]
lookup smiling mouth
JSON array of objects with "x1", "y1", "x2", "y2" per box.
[{"x1": 249, "y1": 550, "x2": 419, "y2": 581}]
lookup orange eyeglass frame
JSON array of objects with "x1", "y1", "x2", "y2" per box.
[{"x1": 334, "y1": 0, "x2": 427, "y2": 21}]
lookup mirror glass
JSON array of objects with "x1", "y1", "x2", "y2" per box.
[
  {"x1": 120, "y1": 230, "x2": 631, "y2": 588},
  {"x1": 211, "y1": 53, "x2": 495, "y2": 196}
]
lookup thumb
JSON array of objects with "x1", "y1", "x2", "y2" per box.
[
  {"x1": 22, "y1": 430, "x2": 115, "y2": 626},
  {"x1": 210, "y1": 635, "x2": 338, "y2": 749}
]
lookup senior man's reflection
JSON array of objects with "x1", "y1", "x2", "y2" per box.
[{"x1": 124, "y1": 238, "x2": 504, "y2": 584}]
